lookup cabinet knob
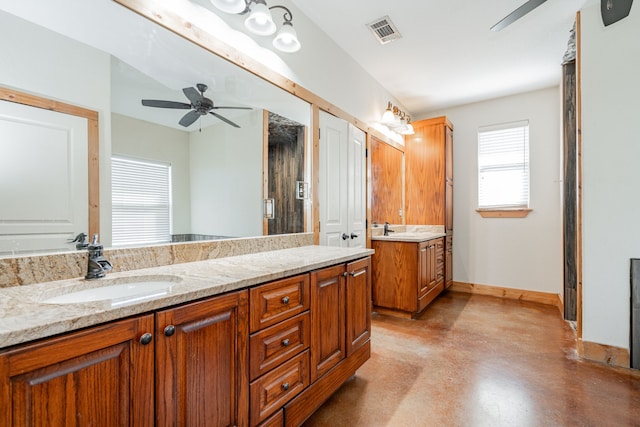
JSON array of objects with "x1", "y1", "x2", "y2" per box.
[
  {"x1": 350, "y1": 233, "x2": 359, "y2": 239},
  {"x1": 349, "y1": 271, "x2": 356, "y2": 276},
  {"x1": 342, "y1": 272, "x2": 348, "y2": 278},
  {"x1": 341, "y1": 233, "x2": 349, "y2": 240},
  {"x1": 281, "y1": 296, "x2": 290, "y2": 305},
  {"x1": 282, "y1": 339, "x2": 290, "y2": 347},
  {"x1": 282, "y1": 383, "x2": 290, "y2": 391},
  {"x1": 139, "y1": 333, "x2": 153, "y2": 345},
  {"x1": 164, "y1": 325, "x2": 176, "y2": 337}
]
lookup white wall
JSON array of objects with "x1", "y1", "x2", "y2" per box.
[
  {"x1": 111, "y1": 114, "x2": 192, "y2": 234},
  {"x1": 581, "y1": 4, "x2": 640, "y2": 349},
  {"x1": 423, "y1": 87, "x2": 563, "y2": 294},
  {"x1": 184, "y1": 0, "x2": 406, "y2": 128},
  {"x1": 189, "y1": 110, "x2": 263, "y2": 237},
  {"x1": 0, "y1": 10, "x2": 112, "y2": 244}
]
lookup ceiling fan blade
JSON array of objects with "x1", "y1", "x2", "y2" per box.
[
  {"x1": 211, "y1": 106, "x2": 253, "y2": 110},
  {"x1": 183, "y1": 87, "x2": 202, "y2": 105},
  {"x1": 141, "y1": 99, "x2": 191, "y2": 109},
  {"x1": 179, "y1": 110, "x2": 201, "y2": 127},
  {"x1": 210, "y1": 111, "x2": 240, "y2": 128},
  {"x1": 490, "y1": 0, "x2": 548, "y2": 31}
]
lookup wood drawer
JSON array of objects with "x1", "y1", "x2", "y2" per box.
[
  {"x1": 258, "y1": 409, "x2": 283, "y2": 427},
  {"x1": 250, "y1": 350, "x2": 310, "y2": 426},
  {"x1": 250, "y1": 312, "x2": 310, "y2": 380},
  {"x1": 250, "y1": 274, "x2": 310, "y2": 332}
]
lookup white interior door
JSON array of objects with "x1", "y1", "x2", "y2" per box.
[
  {"x1": 0, "y1": 100, "x2": 88, "y2": 255},
  {"x1": 319, "y1": 112, "x2": 367, "y2": 248},
  {"x1": 319, "y1": 111, "x2": 348, "y2": 247},
  {"x1": 347, "y1": 124, "x2": 366, "y2": 248}
]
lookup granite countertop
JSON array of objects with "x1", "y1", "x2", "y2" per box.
[
  {"x1": 371, "y1": 231, "x2": 446, "y2": 242},
  {"x1": 370, "y1": 224, "x2": 446, "y2": 242},
  {"x1": 0, "y1": 245, "x2": 373, "y2": 349}
]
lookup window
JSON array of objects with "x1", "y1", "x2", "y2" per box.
[
  {"x1": 111, "y1": 156, "x2": 172, "y2": 246},
  {"x1": 477, "y1": 121, "x2": 530, "y2": 212}
]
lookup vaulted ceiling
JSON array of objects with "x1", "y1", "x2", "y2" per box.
[{"x1": 291, "y1": 0, "x2": 594, "y2": 116}]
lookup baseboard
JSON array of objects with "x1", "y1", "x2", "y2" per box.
[
  {"x1": 578, "y1": 339, "x2": 630, "y2": 368},
  {"x1": 450, "y1": 281, "x2": 562, "y2": 310}
]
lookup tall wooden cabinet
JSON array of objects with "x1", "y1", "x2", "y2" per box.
[{"x1": 405, "y1": 116, "x2": 454, "y2": 289}]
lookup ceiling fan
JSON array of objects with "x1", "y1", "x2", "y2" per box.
[
  {"x1": 490, "y1": 0, "x2": 549, "y2": 31},
  {"x1": 141, "y1": 83, "x2": 251, "y2": 128},
  {"x1": 491, "y1": 0, "x2": 634, "y2": 31}
]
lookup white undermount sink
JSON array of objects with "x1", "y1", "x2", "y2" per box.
[{"x1": 39, "y1": 277, "x2": 179, "y2": 307}]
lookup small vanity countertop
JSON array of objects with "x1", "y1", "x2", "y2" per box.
[
  {"x1": 0, "y1": 245, "x2": 373, "y2": 349},
  {"x1": 371, "y1": 224, "x2": 446, "y2": 243}
]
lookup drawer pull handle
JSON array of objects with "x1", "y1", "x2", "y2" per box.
[
  {"x1": 281, "y1": 296, "x2": 290, "y2": 304},
  {"x1": 282, "y1": 382, "x2": 290, "y2": 391},
  {"x1": 164, "y1": 325, "x2": 176, "y2": 337},
  {"x1": 282, "y1": 339, "x2": 290, "y2": 347},
  {"x1": 139, "y1": 333, "x2": 153, "y2": 345}
]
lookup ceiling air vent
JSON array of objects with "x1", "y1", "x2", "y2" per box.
[{"x1": 367, "y1": 16, "x2": 402, "y2": 45}]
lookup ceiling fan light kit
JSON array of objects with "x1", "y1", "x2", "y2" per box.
[{"x1": 210, "y1": 0, "x2": 301, "y2": 52}]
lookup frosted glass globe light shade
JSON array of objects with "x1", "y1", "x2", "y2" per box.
[
  {"x1": 273, "y1": 23, "x2": 301, "y2": 53},
  {"x1": 244, "y1": 3, "x2": 276, "y2": 35},
  {"x1": 210, "y1": 0, "x2": 246, "y2": 14},
  {"x1": 381, "y1": 105, "x2": 395, "y2": 124}
]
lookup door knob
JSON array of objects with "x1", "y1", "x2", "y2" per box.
[
  {"x1": 350, "y1": 233, "x2": 359, "y2": 239},
  {"x1": 341, "y1": 233, "x2": 349, "y2": 240}
]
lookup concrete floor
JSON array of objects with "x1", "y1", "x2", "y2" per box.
[{"x1": 303, "y1": 291, "x2": 640, "y2": 427}]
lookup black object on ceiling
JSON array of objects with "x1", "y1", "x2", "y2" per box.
[
  {"x1": 141, "y1": 83, "x2": 251, "y2": 128},
  {"x1": 601, "y1": 0, "x2": 633, "y2": 26}
]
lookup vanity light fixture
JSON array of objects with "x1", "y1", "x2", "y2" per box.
[
  {"x1": 381, "y1": 101, "x2": 414, "y2": 135},
  {"x1": 210, "y1": 0, "x2": 302, "y2": 53}
]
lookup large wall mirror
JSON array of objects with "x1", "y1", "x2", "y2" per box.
[{"x1": 0, "y1": 3, "x2": 312, "y2": 257}]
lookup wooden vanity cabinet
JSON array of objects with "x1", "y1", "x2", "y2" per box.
[
  {"x1": 0, "y1": 315, "x2": 156, "y2": 426},
  {"x1": 0, "y1": 290, "x2": 249, "y2": 427},
  {"x1": 0, "y1": 256, "x2": 372, "y2": 427},
  {"x1": 372, "y1": 237, "x2": 444, "y2": 317},
  {"x1": 155, "y1": 290, "x2": 249, "y2": 427},
  {"x1": 249, "y1": 274, "x2": 310, "y2": 426},
  {"x1": 284, "y1": 258, "x2": 372, "y2": 427}
]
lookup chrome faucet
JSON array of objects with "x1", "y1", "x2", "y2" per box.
[
  {"x1": 86, "y1": 234, "x2": 112, "y2": 279},
  {"x1": 383, "y1": 222, "x2": 395, "y2": 236}
]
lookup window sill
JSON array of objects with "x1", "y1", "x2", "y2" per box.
[{"x1": 476, "y1": 208, "x2": 532, "y2": 218}]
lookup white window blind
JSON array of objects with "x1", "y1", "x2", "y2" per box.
[
  {"x1": 478, "y1": 121, "x2": 529, "y2": 209},
  {"x1": 112, "y1": 156, "x2": 172, "y2": 246}
]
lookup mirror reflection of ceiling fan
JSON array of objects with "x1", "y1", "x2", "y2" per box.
[
  {"x1": 141, "y1": 83, "x2": 252, "y2": 128},
  {"x1": 491, "y1": 0, "x2": 633, "y2": 31}
]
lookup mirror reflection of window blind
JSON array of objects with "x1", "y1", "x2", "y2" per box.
[
  {"x1": 112, "y1": 156, "x2": 171, "y2": 246},
  {"x1": 477, "y1": 121, "x2": 529, "y2": 209}
]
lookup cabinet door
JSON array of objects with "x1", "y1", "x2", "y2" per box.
[
  {"x1": 310, "y1": 264, "x2": 345, "y2": 382},
  {"x1": 427, "y1": 241, "x2": 438, "y2": 289},
  {"x1": 446, "y1": 234, "x2": 453, "y2": 289},
  {"x1": 419, "y1": 242, "x2": 429, "y2": 296},
  {"x1": 155, "y1": 290, "x2": 249, "y2": 427},
  {"x1": 0, "y1": 315, "x2": 155, "y2": 427},
  {"x1": 345, "y1": 257, "x2": 371, "y2": 356},
  {"x1": 405, "y1": 120, "x2": 445, "y2": 225}
]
